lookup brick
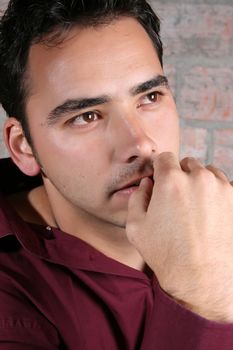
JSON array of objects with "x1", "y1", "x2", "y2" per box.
[
  {"x1": 214, "y1": 129, "x2": 233, "y2": 148},
  {"x1": 155, "y1": 4, "x2": 233, "y2": 58},
  {"x1": 213, "y1": 146, "x2": 233, "y2": 180},
  {"x1": 212, "y1": 129, "x2": 233, "y2": 179},
  {"x1": 179, "y1": 127, "x2": 208, "y2": 163},
  {"x1": 180, "y1": 67, "x2": 233, "y2": 121}
]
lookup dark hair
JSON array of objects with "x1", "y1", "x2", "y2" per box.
[{"x1": 0, "y1": 0, "x2": 163, "y2": 144}]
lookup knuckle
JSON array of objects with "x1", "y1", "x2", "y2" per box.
[
  {"x1": 195, "y1": 167, "x2": 213, "y2": 181},
  {"x1": 158, "y1": 151, "x2": 174, "y2": 161},
  {"x1": 159, "y1": 170, "x2": 186, "y2": 196},
  {"x1": 207, "y1": 165, "x2": 228, "y2": 180},
  {"x1": 162, "y1": 167, "x2": 180, "y2": 180},
  {"x1": 182, "y1": 156, "x2": 201, "y2": 166},
  {"x1": 156, "y1": 152, "x2": 176, "y2": 168},
  {"x1": 181, "y1": 156, "x2": 195, "y2": 164},
  {"x1": 193, "y1": 168, "x2": 218, "y2": 191}
]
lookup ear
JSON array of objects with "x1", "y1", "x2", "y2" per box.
[{"x1": 4, "y1": 117, "x2": 40, "y2": 176}]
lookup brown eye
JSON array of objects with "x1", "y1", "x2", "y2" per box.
[
  {"x1": 143, "y1": 92, "x2": 159, "y2": 104},
  {"x1": 82, "y1": 112, "x2": 98, "y2": 123},
  {"x1": 147, "y1": 92, "x2": 159, "y2": 102},
  {"x1": 137, "y1": 91, "x2": 163, "y2": 108},
  {"x1": 71, "y1": 111, "x2": 99, "y2": 126}
]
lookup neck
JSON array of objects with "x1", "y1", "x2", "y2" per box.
[
  {"x1": 47, "y1": 187, "x2": 145, "y2": 271},
  {"x1": 9, "y1": 185, "x2": 146, "y2": 271}
]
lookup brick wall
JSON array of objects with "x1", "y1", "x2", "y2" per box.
[
  {"x1": 151, "y1": 0, "x2": 233, "y2": 177},
  {"x1": 0, "y1": 0, "x2": 233, "y2": 176}
]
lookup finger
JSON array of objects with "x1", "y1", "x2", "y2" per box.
[
  {"x1": 180, "y1": 157, "x2": 205, "y2": 173},
  {"x1": 205, "y1": 164, "x2": 229, "y2": 182},
  {"x1": 126, "y1": 177, "x2": 153, "y2": 233},
  {"x1": 152, "y1": 152, "x2": 181, "y2": 181}
]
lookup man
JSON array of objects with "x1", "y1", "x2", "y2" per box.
[{"x1": 0, "y1": 0, "x2": 233, "y2": 349}]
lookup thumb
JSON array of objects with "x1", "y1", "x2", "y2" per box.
[{"x1": 126, "y1": 177, "x2": 153, "y2": 237}]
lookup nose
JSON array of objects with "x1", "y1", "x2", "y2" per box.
[{"x1": 109, "y1": 112, "x2": 157, "y2": 164}]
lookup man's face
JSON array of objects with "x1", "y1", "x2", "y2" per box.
[{"x1": 25, "y1": 17, "x2": 179, "y2": 228}]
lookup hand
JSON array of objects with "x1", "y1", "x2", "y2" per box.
[{"x1": 126, "y1": 152, "x2": 233, "y2": 322}]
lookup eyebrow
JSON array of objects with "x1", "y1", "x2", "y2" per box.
[
  {"x1": 47, "y1": 96, "x2": 110, "y2": 126},
  {"x1": 47, "y1": 74, "x2": 169, "y2": 126},
  {"x1": 130, "y1": 75, "x2": 169, "y2": 95}
]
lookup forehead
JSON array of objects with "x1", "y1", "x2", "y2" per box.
[{"x1": 26, "y1": 17, "x2": 162, "y2": 114}]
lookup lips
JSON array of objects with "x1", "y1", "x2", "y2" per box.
[
  {"x1": 114, "y1": 174, "x2": 154, "y2": 194},
  {"x1": 118, "y1": 179, "x2": 143, "y2": 191}
]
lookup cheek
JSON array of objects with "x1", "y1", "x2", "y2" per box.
[{"x1": 35, "y1": 131, "x2": 110, "y2": 176}]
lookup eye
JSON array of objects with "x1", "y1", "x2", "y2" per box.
[
  {"x1": 69, "y1": 111, "x2": 100, "y2": 126},
  {"x1": 138, "y1": 91, "x2": 163, "y2": 108}
]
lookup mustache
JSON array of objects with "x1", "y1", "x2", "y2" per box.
[{"x1": 106, "y1": 159, "x2": 154, "y2": 195}]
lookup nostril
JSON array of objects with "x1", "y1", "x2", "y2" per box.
[{"x1": 127, "y1": 155, "x2": 138, "y2": 163}]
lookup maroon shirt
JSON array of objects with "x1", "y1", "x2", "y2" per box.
[{"x1": 0, "y1": 158, "x2": 233, "y2": 349}]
